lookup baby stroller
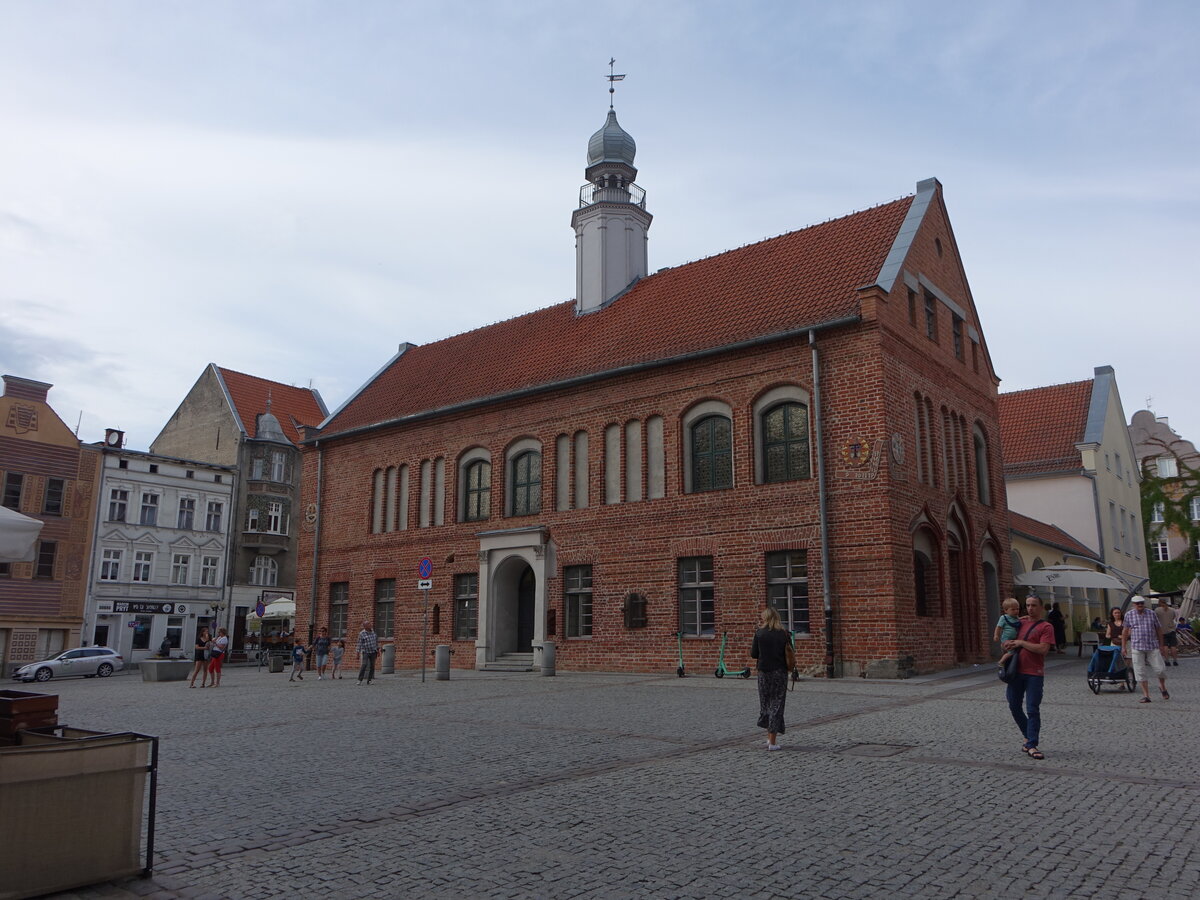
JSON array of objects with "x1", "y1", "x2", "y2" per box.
[{"x1": 1086, "y1": 643, "x2": 1136, "y2": 694}]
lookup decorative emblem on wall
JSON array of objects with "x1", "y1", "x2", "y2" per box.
[
  {"x1": 889, "y1": 433, "x2": 905, "y2": 466},
  {"x1": 302, "y1": 502, "x2": 318, "y2": 533},
  {"x1": 5, "y1": 404, "x2": 39, "y2": 434},
  {"x1": 841, "y1": 438, "x2": 871, "y2": 467}
]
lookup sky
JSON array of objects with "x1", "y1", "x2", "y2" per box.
[{"x1": 1, "y1": 0, "x2": 1197, "y2": 451}]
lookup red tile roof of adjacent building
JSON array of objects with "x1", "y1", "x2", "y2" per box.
[
  {"x1": 321, "y1": 196, "x2": 914, "y2": 437},
  {"x1": 215, "y1": 367, "x2": 327, "y2": 446},
  {"x1": 1008, "y1": 510, "x2": 1097, "y2": 558},
  {"x1": 998, "y1": 379, "x2": 1093, "y2": 478}
]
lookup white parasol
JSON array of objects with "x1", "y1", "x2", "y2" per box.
[
  {"x1": 1014, "y1": 565, "x2": 1131, "y2": 592},
  {"x1": 260, "y1": 598, "x2": 296, "y2": 620},
  {"x1": 1179, "y1": 577, "x2": 1200, "y2": 621},
  {"x1": 0, "y1": 505, "x2": 44, "y2": 562}
]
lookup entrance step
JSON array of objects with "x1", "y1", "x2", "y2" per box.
[{"x1": 481, "y1": 652, "x2": 535, "y2": 673}]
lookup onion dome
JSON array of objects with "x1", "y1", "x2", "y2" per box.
[{"x1": 587, "y1": 109, "x2": 637, "y2": 168}]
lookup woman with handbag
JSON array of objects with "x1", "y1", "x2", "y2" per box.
[
  {"x1": 750, "y1": 606, "x2": 791, "y2": 752},
  {"x1": 207, "y1": 627, "x2": 230, "y2": 687}
]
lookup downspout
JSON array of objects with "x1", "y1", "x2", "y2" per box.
[
  {"x1": 307, "y1": 440, "x2": 324, "y2": 642},
  {"x1": 810, "y1": 330, "x2": 836, "y2": 678}
]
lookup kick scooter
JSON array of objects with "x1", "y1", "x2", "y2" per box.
[{"x1": 713, "y1": 631, "x2": 751, "y2": 678}]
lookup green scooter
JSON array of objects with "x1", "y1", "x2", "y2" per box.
[{"x1": 714, "y1": 631, "x2": 751, "y2": 678}]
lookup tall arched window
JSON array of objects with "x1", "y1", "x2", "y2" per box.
[
  {"x1": 464, "y1": 459, "x2": 491, "y2": 521},
  {"x1": 691, "y1": 415, "x2": 732, "y2": 492},
  {"x1": 511, "y1": 450, "x2": 541, "y2": 516},
  {"x1": 973, "y1": 423, "x2": 992, "y2": 506},
  {"x1": 762, "y1": 402, "x2": 810, "y2": 482},
  {"x1": 250, "y1": 555, "x2": 277, "y2": 587}
]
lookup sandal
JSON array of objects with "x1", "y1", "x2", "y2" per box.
[
  {"x1": 1139, "y1": 697, "x2": 1151, "y2": 703},
  {"x1": 1027, "y1": 748, "x2": 1045, "y2": 760},
  {"x1": 1161, "y1": 690, "x2": 1169, "y2": 700}
]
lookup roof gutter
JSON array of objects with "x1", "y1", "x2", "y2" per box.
[{"x1": 307, "y1": 315, "x2": 863, "y2": 445}]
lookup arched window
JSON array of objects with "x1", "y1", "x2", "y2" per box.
[
  {"x1": 464, "y1": 459, "x2": 491, "y2": 521},
  {"x1": 762, "y1": 402, "x2": 810, "y2": 483},
  {"x1": 250, "y1": 555, "x2": 277, "y2": 587},
  {"x1": 973, "y1": 423, "x2": 992, "y2": 506},
  {"x1": 691, "y1": 415, "x2": 732, "y2": 492},
  {"x1": 511, "y1": 450, "x2": 541, "y2": 516}
]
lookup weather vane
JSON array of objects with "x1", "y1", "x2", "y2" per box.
[{"x1": 607, "y1": 57, "x2": 625, "y2": 109}]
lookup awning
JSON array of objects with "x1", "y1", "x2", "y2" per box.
[
  {"x1": 1014, "y1": 565, "x2": 1132, "y2": 592},
  {"x1": 0, "y1": 505, "x2": 44, "y2": 562},
  {"x1": 260, "y1": 599, "x2": 296, "y2": 620}
]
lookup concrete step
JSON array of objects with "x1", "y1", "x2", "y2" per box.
[{"x1": 481, "y1": 652, "x2": 535, "y2": 672}]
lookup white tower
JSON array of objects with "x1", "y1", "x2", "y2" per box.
[{"x1": 571, "y1": 103, "x2": 652, "y2": 314}]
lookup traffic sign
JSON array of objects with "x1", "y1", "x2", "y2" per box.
[
  {"x1": 255, "y1": 601, "x2": 266, "y2": 617},
  {"x1": 417, "y1": 578, "x2": 433, "y2": 590},
  {"x1": 418, "y1": 557, "x2": 433, "y2": 578}
]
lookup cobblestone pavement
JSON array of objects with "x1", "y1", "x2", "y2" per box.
[{"x1": 23, "y1": 654, "x2": 1200, "y2": 899}]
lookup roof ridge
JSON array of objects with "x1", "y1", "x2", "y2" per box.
[
  {"x1": 215, "y1": 365, "x2": 313, "y2": 393},
  {"x1": 1000, "y1": 378, "x2": 1091, "y2": 398}
]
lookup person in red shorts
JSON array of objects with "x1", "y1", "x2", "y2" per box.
[{"x1": 207, "y1": 627, "x2": 230, "y2": 687}]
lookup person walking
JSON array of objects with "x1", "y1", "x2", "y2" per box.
[
  {"x1": 1155, "y1": 597, "x2": 1180, "y2": 666},
  {"x1": 331, "y1": 639, "x2": 345, "y2": 679},
  {"x1": 313, "y1": 627, "x2": 332, "y2": 679},
  {"x1": 1123, "y1": 596, "x2": 1169, "y2": 703},
  {"x1": 1046, "y1": 601, "x2": 1067, "y2": 653},
  {"x1": 189, "y1": 628, "x2": 211, "y2": 688},
  {"x1": 289, "y1": 636, "x2": 309, "y2": 682},
  {"x1": 207, "y1": 627, "x2": 229, "y2": 687},
  {"x1": 1002, "y1": 594, "x2": 1054, "y2": 760},
  {"x1": 356, "y1": 621, "x2": 379, "y2": 685},
  {"x1": 749, "y1": 606, "x2": 790, "y2": 752}
]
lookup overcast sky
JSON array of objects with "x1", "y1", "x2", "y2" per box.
[{"x1": 2, "y1": 0, "x2": 1197, "y2": 452}]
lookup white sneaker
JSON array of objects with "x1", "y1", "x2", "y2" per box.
[
  {"x1": 767, "y1": 743, "x2": 782, "y2": 751},
  {"x1": 318, "y1": 675, "x2": 323, "y2": 680},
  {"x1": 356, "y1": 680, "x2": 362, "y2": 685}
]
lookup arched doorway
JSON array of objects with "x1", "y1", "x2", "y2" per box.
[{"x1": 489, "y1": 556, "x2": 537, "y2": 655}]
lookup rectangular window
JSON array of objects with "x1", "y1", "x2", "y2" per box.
[
  {"x1": 1114, "y1": 453, "x2": 1123, "y2": 479},
  {"x1": 133, "y1": 550, "x2": 153, "y2": 583},
  {"x1": 140, "y1": 492, "x2": 159, "y2": 525},
  {"x1": 374, "y1": 578, "x2": 396, "y2": 638},
  {"x1": 3, "y1": 472, "x2": 24, "y2": 510},
  {"x1": 0, "y1": 562, "x2": 10, "y2": 577},
  {"x1": 171, "y1": 553, "x2": 190, "y2": 585},
  {"x1": 1152, "y1": 502, "x2": 1165, "y2": 523},
  {"x1": 1109, "y1": 502, "x2": 1119, "y2": 551},
  {"x1": 206, "y1": 501, "x2": 223, "y2": 532},
  {"x1": 951, "y1": 315, "x2": 964, "y2": 361},
  {"x1": 271, "y1": 451, "x2": 286, "y2": 482},
  {"x1": 200, "y1": 555, "x2": 220, "y2": 587},
  {"x1": 251, "y1": 457, "x2": 265, "y2": 480},
  {"x1": 907, "y1": 289, "x2": 916, "y2": 326},
  {"x1": 678, "y1": 556, "x2": 715, "y2": 636},
  {"x1": 923, "y1": 292, "x2": 938, "y2": 342},
  {"x1": 454, "y1": 573, "x2": 479, "y2": 641},
  {"x1": 149, "y1": 464, "x2": 158, "y2": 474},
  {"x1": 1191, "y1": 497, "x2": 1200, "y2": 521},
  {"x1": 1119, "y1": 507, "x2": 1129, "y2": 554},
  {"x1": 100, "y1": 549, "x2": 122, "y2": 581},
  {"x1": 266, "y1": 501, "x2": 285, "y2": 534},
  {"x1": 766, "y1": 550, "x2": 810, "y2": 634},
  {"x1": 108, "y1": 488, "x2": 128, "y2": 522},
  {"x1": 177, "y1": 498, "x2": 195, "y2": 529},
  {"x1": 1157, "y1": 456, "x2": 1179, "y2": 478},
  {"x1": 1153, "y1": 541, "x2": 1170, "y2": 562},
  {"x1": 185, "y1": 470, "x2": 194, "y2": 479},
  {"x1": 166, "y1": 616, "x2": 184, "y2": 650},
  {"x1": 564, "y1": 565, "x2": 593, "y2": 638},
  {"x1": 131, "y1": 614, "x2": 152, "y2": 651},
  {"x1": 329, "y1": 582, "x2": 349, "y2": 638},
  {"x1": 35, "y1": 541, "x2": 56, "y2": 579},
  {"x1": 247, "y1": 508, "x2": 259, "y2": 531},
  {"x1": 42, "y1": 478, "x2": 65, "y2": 516}
]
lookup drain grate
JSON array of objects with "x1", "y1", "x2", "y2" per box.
[{"x1": 841, "y1": 743, "x2": 913, "y2": 758}]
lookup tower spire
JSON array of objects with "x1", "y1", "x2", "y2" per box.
[{"x1": 607, "y1": 57, "x2": 625, "y2": 109}]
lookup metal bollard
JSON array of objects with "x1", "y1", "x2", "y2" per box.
[
  {"x1": 380, "y1": 643, "x2": 396, "y2": 675},
  {"x1": 539, "y1": 640, "x2": 555, "y2": 676},
  {"x1": 434, "y1": 644, "x2": 451, "y2": 680}
]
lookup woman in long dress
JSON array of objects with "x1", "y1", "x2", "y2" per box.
[{"x1": 750, "y1": 606, "x2": 790, "y2": 751}]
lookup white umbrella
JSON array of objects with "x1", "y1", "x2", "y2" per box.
[
  {"x1": 0, "y1": 505, "x2": 44, "y2": 562},
  {"x1": 261, "y1": 599, "x2": 296, "y2": 620},
  {"x1": 1179, "y1": 577, "x2": 1200, "y2": 621},
  {"x1": 1014, "y1": 565, "x2": 1130, "y2": 592}
]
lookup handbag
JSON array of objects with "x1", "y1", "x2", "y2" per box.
[
  {"x1": 998, "y1": 646, "x2": 1021, "y2": 682},
  {"x1": 784, "y1": 638, "x2": 796, "y2": 673}
]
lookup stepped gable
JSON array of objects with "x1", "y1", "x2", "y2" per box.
[
  {"x1": 1008, "y1": 510, "x2": 1096, "y2": 558},
  {"x1": 323, "y1": 195, "x2": 914, "y2": 436},
  {"x1": 216, "y1": 367, "x2": 326, "y2": 445},
  {"x1": 999, "y1": 379, "x2": 1094, "y2": 477}
]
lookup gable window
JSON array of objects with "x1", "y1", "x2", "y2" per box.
[
  {"x1": 2, "y1": 473, "x2": 23, "y2": 510},
  {"x1": 907, "y1": 289, "x2": 917, "y2": 326},
  {"x1": 1157, "y1": 456, "x2": 1179, "y2": 478},
  {"x1": 564, "y1": 565, "x2": 593, "y2": 638},
  {"x1": 206, "y1": 501, "x2": 223, "y2": 532},
  {"x1": 250, "y1": 555, "x2": 277, "y2": 587},
  {"x1": 108, "y1": 489, "x2": 128, "y2": 522},
  {"x1": 132, "y1": 550, "x2": 153, "y2": 583},
  {"x1": 464, "y1": 459, "x2": 491, "y2": 522},
  {"x1": 140, "y1": 492, "x2": 159, "y2": 526},
  {"x1": 510, "y1": 450, "x2": 541, "y2": 516},
  {"x1": 924, "y1": 292, "x2": 938, "y2": 342},
  {"x1": 762, "y1": 402, "x2": 810, "y2": 483},
  {"x1": 690, "y1": 416, "x2": 732, "y2": 492},
  {"x1": 678, "y1": 556, "x2": 715, "y2": 636},
  {"x1": 374, "y1": 578, "x2": 396, "y2": 638},
  {"x1": 951, "y1": 315, "x2": 964, "y2": 361},
  {"x1": 35, "y1": 541, "x2": 56, "y2": 579},
  {"x1": 200, "y1": 555, "x2": 220, "y2": 586},
  {"x1": 766, "y1": 550, "x2": 809, "y2": 634},
  {"x1": 329, "y1": 582, "x2": 349, "y2": 638},
  {"x1": 454, "y1": 573, "x2": 479, "y2": 641},
  {"x1": 177, "y1": 498, "x2": 195, "y2": 530},
  {"x1": 100, "y1": 549, "x2": 122, "y2": 582},
  {"x1": 42, "y1": 478, "x2": 65, "y2": 516},
  {"x1": 171, "y1": 553, "x2": 190, "y2": 585}
]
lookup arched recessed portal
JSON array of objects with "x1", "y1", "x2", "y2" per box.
[{"x1": 490, "y1": 556, "x2": 537, "y2": 655}]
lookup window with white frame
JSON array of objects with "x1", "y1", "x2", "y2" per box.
[
  {"x1": 200, "y1": 555, "x2": 220, "y2": 586},
  {"x1": 132, "y1": 550, "x2": 153, "y2": 583},
  {"x1": 1157, "y1": 456, "x2": 1179, "y2": 478},
  {"x1": 678, "y1": 556, "x2": 715, "y2": 636},
  {"x1": 251, "y1": 457, "x2": 265, "y2": 480},
  {"x1": 250, "y1": 555, "x2": 277, "y2": 586},
  {"x1": 177, "y1": 498, "x2": 195, "y2": 529},
  {"x1": 247, "y1": 508, "x2": 259, "y2": 531},
  {"x1": 564, "y1": 565, "x2": 593, "y2": 637},
  {"x1": 1191, "y1": 497, "x2": 1200, "y2": 521},
  {"x1": 43, "y1": 478, "x2": 65, "y2": 516},
  {"x1": 171, "y1": 553, "x2": 190, "y2": 585},
  {"x1": 1152, "y1": 541, "x2": 1170, "y2": 562},
  {"x1": 140, "y1": 492, "x2": 158, "y2": 525},
  {"x1": 329, "y1": 582, "x2": 349, "y2": 637},
  {"x1": 266, "y1": 501, "x2": 285, "y2": 534},
  {"x1": 271, "y1": 451, "x2": 286, "y2": 482},
  {"x1": 1152, "y1": 502, "x2": 1165, "y2": 523},
  {"x1": 374, "y1": 578, "x2": 396, "y2": 638},
  {"x1": 108, "y1": 489, "x2": 128, "y2": 522},
  {"x1": 767, "y1": 550, "x2": 810, "y2": 634},
  {"x1": 100, "y1": 549, "x2": 122, "y2": 581},
  {"x1": 206, "y1": 501, "x2": 223, "y2": 532}
]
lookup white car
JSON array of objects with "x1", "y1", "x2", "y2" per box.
[{"x1": 13, "y1": 647, "x2": 125, "y2": 682}]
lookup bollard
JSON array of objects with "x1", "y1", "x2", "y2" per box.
[
  {"x1": 380, "y1": 643, "x2": 396, "y2": 675},
  {"x1": 434, "y1": 644, "x2": 451, "y2": 681},
  {"x1": 539, "y1": 640, "x2": 555, "y2": 676}
]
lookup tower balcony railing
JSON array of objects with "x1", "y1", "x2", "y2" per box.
[{"x1": 579, "y1": 182, "x2": 646, "y2": 209}]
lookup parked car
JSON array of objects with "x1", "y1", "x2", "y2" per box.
[{"x1": 13, "y1": 647, "x2": 125, "y2": 683}]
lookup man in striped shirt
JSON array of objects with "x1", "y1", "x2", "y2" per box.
[
  {"x1": 356, "y1": 621, "x2": 380, "y2": 685},
  {"x1": 1122, "y1": 596, "x2": 1168, "y2": 703}
]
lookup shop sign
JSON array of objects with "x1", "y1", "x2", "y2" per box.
[{"x1": 112, "y1": 601, "x2": 178, "y2": 615}]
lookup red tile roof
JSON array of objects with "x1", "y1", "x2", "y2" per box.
[
  {"x1": 215, "y1": 367, "x2": 327, "y2": 446},
  {"x1": 1008, "y1": 509, "x2": 1097, "y2": 558},
  {"x1": 998, "y1": 380, "x2": 1093, "y2": 477},
  {"x1": 322, "y1": 197, "x2": 914, "y2": 436}
]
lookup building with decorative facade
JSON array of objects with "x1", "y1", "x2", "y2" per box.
[{"x1": 1128, "y1": 410, "x2": 1200, "y2": 589}]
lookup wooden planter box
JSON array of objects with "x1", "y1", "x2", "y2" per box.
[{"x1": 0, "y1": 690, "x2": 59, "y2": 717}]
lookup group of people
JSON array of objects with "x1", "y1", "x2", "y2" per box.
[
  {"x1": 287, "y1": 621, "x2": 382, "y2": 685},
  {"x1": 188, "y1": 626, "x2": 230, "y2": 688}
]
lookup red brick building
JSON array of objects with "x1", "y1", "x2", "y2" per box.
[{"x1": 297, "y1": 110, "x2": 1009, "y2": 677}]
